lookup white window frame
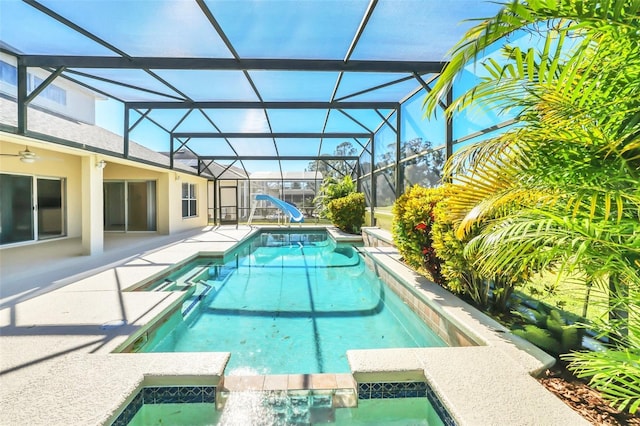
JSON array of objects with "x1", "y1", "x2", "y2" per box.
[{"x1": 182, "y1": 182, "x2": 197, "y2": 218}]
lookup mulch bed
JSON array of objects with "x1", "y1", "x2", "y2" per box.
[{"x1": 539, "y1": 362, "x2": 639, "y2": 425}]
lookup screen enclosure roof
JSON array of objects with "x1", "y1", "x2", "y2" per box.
[{"x1": 0, "y1": 0, "x2": 504, "y2": 176}]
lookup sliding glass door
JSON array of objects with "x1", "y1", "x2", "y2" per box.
[
  {"x1": 0, "y1": 174, "x2": 33, "y2": 244},
  {"x1": 0, "y1": 173, "x2": 65, "y2": 245},
  {"x1": 127, "y1": 181, "x2": 156, "y2": 231},
  {"x1": 104, "y1": 180, "x2": 156, "y2": 232},
  {"x1": 37, "y1": 178, "x2": 64, "y2": 239},
  {"x1": 104, "y1": 181, "x2": 125, "y2": 231}
]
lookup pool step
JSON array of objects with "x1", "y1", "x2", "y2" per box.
[
  {"x1": 217, "y1": 373, "x2": 357, "y2": 410},
  {"x1": 153, "y1": 278, "x2": 175, "y2": 292}
]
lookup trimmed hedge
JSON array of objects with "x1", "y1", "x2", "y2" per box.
[
  {"x1": 392, "y1": 185, "x2": 445, "y2": 284},
  {"x1": 327, "y1": 192, "x2": 365, "y2": 234}
]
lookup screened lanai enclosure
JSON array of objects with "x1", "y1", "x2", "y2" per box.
[{"x1": 0, "y1": 0, "x2": 513, "y2": 225}]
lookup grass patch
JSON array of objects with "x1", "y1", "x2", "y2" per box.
[{"x1": 519, "y1": 271, "x2": 609, "y2": 322}]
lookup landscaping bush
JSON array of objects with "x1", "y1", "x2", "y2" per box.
[
  {"x1": 326, "y1": 192, "x2": 365, "y2": 234},
  {"x1": 392, "y1": 185, "x2": 444, "y2": 284},
  {"x1": 314, "y1": 175, "x2": 356, "y2": 219},
  {"x1": 431, "y1": 197, "x2": 491, "y2": 308},
  {"x1": 430, "y1": 185, "x2": 524, "y2": 312}
]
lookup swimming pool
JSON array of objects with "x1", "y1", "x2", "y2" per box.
[{"x1": 135, "y1": 230, "x2": 446, "y2": 374}]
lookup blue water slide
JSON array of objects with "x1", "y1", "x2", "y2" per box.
[{"x1": 255, "y1": 194, "x2": 305, "y2": 223}]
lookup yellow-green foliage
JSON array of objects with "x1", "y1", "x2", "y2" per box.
[
  {"x1": 392, "y1": 185, "x2": 445, "y2": 283},
  {"x1": 327, "y1": 192, "x2": 365, "y2": 234},
  {"x1": 315, "y1": 175, "x2": 356, "y2": 219},
  {"x1": 431, "y1": 196, "x2": 491, "y2": 308},
  {"x1": 431, "y1": 185, "x2": 521, "y2": 312}
]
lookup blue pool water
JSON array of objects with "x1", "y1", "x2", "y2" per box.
[
  {"x1": 127, "y1": 397, "x2": 444, "y2": 426},
  {"x1": 139, "y1": 231, "x2": 446, "y2": 374}
]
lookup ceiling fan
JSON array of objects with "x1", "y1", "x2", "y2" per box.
[{"x1": 0, "y1": 146, "x2": 39, "y2": 163}]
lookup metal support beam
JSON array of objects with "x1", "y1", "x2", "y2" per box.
[
  {"x1": 63, "y1": 68, "x2": 185, "y2": 101},
  {"x1": 174, "y1": 137, "x2": 191, "y2": 154},
  {"x1": 335, "y1": 74, "x2": 415, "y2": 102},
  {"x1": 213, "y1": 178, "x2": 218, "y2": 225},
  {"x1": 25, "y1": 66, "x2": 66, "y2": 104},
  {"x1": 128, "y1": 109, "x2": 151, "y2": 133},
  {"x1": 195, "y1": 0, "x2": 282, "y2": 176},
  {"x1": 172, "y1": 132, "x2": 371, "y2": 139},
  {"x1": 198, "y1": 155, "x2": 359, "y2": 161},
  {"x1": 346, "y1": 0, "x2": 378, "y2": 62},
  {"x1": 355, "y1": 158, "x2": 362, "y2": 192},
  {"x1": 412, "y1": 72, "x2": 448, "y2": 111},
  {"x1": 20, "y1": 56, "x2": 446, "y2": 73},
  {"x1": 452, "y1": 119, "x2": 517, "y2": 146},
  {"x1": 374, "y1": 109, "x2": 397, "y2": 133},
  {"x1": 320, "y1": 159, "x2": 349, "y2": 178},
  {"x1": 214, "y1": 160, "x2": 241, "y2": 180},
  {"x1": 170, "y1": 109, "x2": 193, "y2": 133},
  {"x1": 318, "y1": 0, "x2": 382, "y2": 168},
  {"x1": 169, "y1": 135, "x2": 174, "y2": 169},
  {"x1": 337, "y1": 110, "x2": 374, "y2": 133},
  {"x1": 196, "y1": 0, "x2": 241, "y2": 58},
  {"x1": 48, "y1": 69, "x2": 126, "y2": 103},
  {"x1": 352, "y1": 137, "x2": 371, "y2": 152},
  {"x1": 19, "y1": 129, "x2": 190, "y2": 173},
  {"x1": 446, "y1": 87, "x2": 453, "y2": 160},
  {"x1": 370, "y1": 136, "x2": 376, "y2": 226},
  {"x1": 348, "y1": 160, "x2": 359, "y2": 179},
  {"x1": 395, "y1": 107, "x2": 402, "y2": 196},
  {"x1": 127, "y1": 101, "x2": 399, "y2": 110},
  {"x1": 123, "y1": 105, "x2": 130, "y2": 158},
  {"x1": 17, "y1": 65, "x2": 27, "y2": 135}
]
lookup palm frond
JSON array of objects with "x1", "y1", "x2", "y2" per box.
[
  {"x1": 565, "y1": 348, "x2": 640, "y2": 414},
  {"x1": 425, "y1": 0, "x2": 640, "y2": 118}
]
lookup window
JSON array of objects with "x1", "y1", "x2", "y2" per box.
[
  {"x1": 29, "y1": 76, "x2": 67, "y2": 106},
  {"x1": 0, "y1": 61, "x2": 67, "y2": 105},
  {"x1": 0, "y1": 61, "x2": 17, "y2": 86},
  {"x1": 182, "y1": 183, "x2": 197, "y2": 218}
]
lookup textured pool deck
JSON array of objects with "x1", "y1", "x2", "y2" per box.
[{"x1": 0, "y1": 226, "x2": 588, "y2": 425}]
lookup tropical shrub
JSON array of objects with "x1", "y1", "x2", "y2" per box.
[
  {"x1": 432, "y1": 196, "x2": 489, "y2": 308},
  {"x1": 423, "y1": 0, "x2": 640, "y2": 413},
  {"x1": 392, "y1": 185, "x2": 444, "y2": 284},
  {"x1": 314, "y1": 175, "x2": 356, "y2": 219},
  {"x1": 432, "y1": 188, "x2": 521, "y2": 312},
  {"x1": 326, "y1": 192, "x2": 365, "y2": 234}
]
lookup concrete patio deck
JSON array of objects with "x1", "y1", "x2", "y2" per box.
[{"x1": 0, "y1": 226, "x2": 588, "y2": 425}]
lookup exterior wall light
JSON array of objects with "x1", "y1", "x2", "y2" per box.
[{"x1": 96, "y1": 160, "x2": 107, "y2": 169}]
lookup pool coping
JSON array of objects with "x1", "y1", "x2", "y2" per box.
[
  {"x1": 357, "y1": 246, "x2": 556, "y2": 375},
  {"x1": 0, "y1": 226, "x2": 588, "y2": 425}
]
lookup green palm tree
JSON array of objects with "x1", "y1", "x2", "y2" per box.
[{"x1": 424, "y1": 0, "x2": 640, "y2": 413}]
